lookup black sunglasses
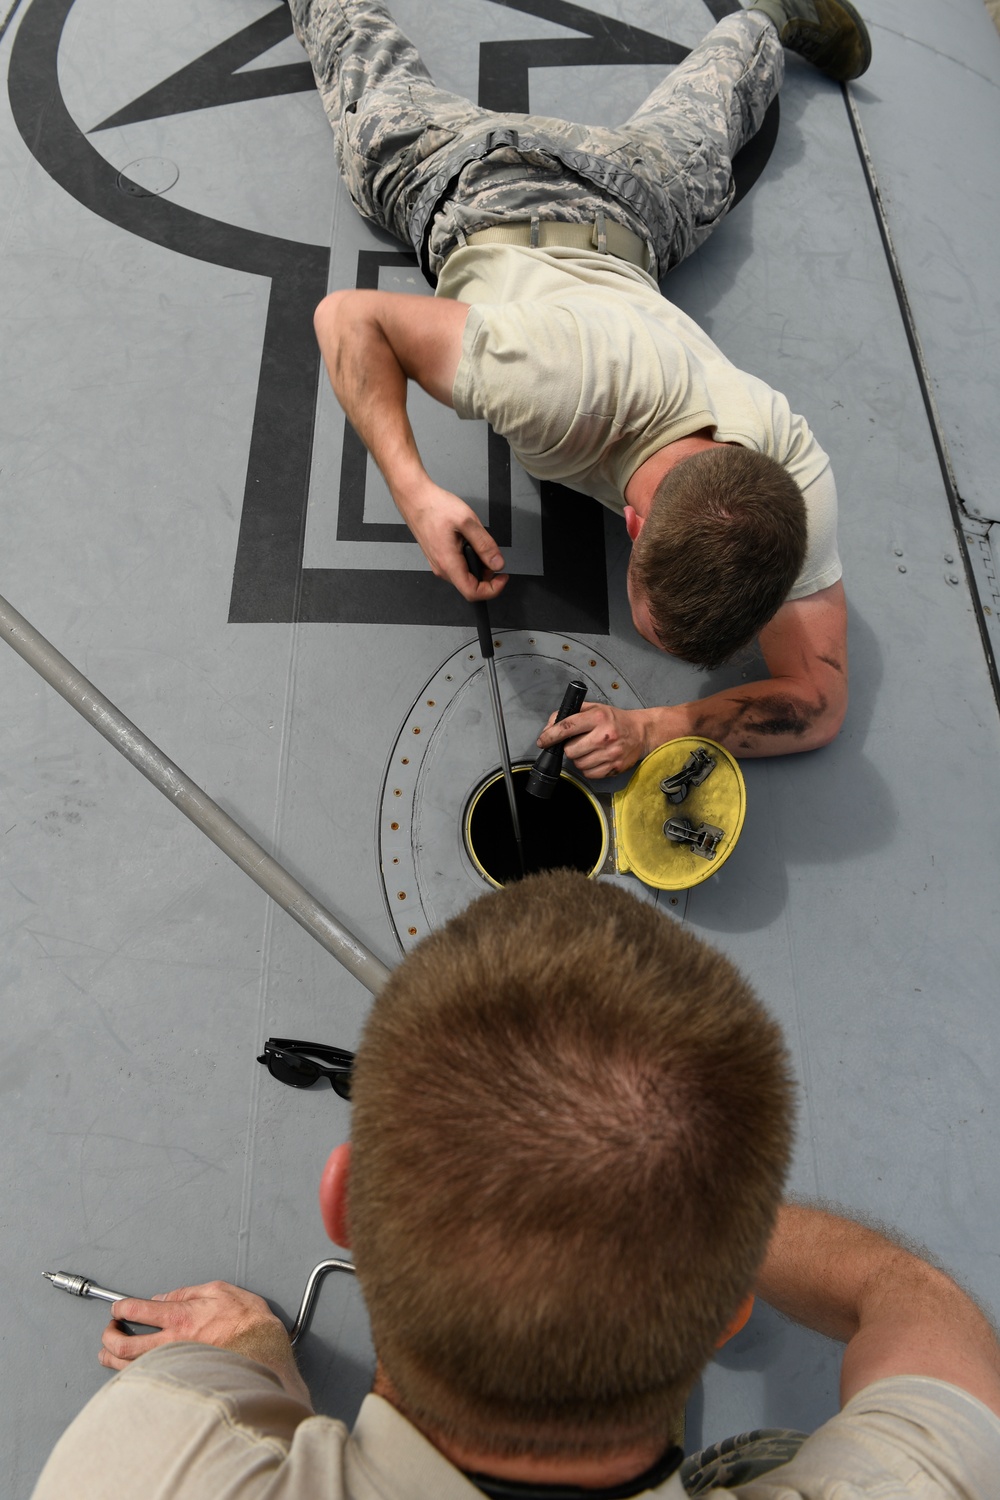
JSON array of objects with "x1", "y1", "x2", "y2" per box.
[{"x1": 257, "y1": 1038, "x2": 354, "y2": 1100}]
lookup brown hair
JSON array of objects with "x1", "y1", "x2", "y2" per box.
[
  {"x1": 348, "y1": 872, "x2": 794, "y2": 1457},
  {"x1": 629, "y1": 446, "x2": 807, "y2": 669}
]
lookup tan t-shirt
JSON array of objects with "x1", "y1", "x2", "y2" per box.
[
  {"x1": 440, "y1": 244, "x2": 841, "y2": 601},
  {"x1": 30, "y1": 1346, "x2": 1000, "y2": 1499}
]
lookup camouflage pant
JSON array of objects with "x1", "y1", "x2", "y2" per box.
[
  {"x1": 288, "y1": 0, "x2": 783, "y2": 279},
  {"x1": 681, "y1": 1428, "x2": 808, "y2": 1493}
]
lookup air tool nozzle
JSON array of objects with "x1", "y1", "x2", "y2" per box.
[{"x1": 526, "y1": 680, "x2": 587, "y2": 800}]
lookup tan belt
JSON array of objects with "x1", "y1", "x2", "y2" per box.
[{"x1": 465, "y1": 217, "x2": 650, "y2": 271}]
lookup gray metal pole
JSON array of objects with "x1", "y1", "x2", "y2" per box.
[{"x1": 0, "y1": 593, "x2": 392, "y2": 995}]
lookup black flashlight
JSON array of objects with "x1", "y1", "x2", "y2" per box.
[{"x1": 526, "y1": 680, "x2": 587, "y2": 800}]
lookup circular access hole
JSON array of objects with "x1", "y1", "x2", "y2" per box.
[
  {"x1": 116, "y1": 158, "x2": 180, "y2": 196},
  {"x1": 465, "y1": 766, "x2": 607, "y2": 888}
]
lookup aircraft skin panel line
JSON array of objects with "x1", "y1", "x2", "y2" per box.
[{"x1": 1, "y1": 1, "x2": 999, "y2": 1494}]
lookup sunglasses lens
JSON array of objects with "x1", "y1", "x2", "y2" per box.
[
  {"x1": 267, "y1": 1050, "x2": 323, "y2": 1088},
  {"x1": 258, "y1": 1043, "x2": 353, "y2": 1099}
]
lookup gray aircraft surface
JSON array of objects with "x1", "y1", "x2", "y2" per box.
[{"x1": 1, "y1": 0, "x2": 998, "y2": 1492}]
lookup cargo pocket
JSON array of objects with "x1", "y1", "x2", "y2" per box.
[
  {"x1": 340, "y1": 84, "x2": 458, "y2": 233},
  {"x1": 623, "y1": 129, "x2": 734, "y2": 270}
]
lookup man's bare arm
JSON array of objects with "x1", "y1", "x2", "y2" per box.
[
  {"x1": 538, "y1": 581, "x2": 848, "y2": 776},
  {"x1": 313, "y1": 289, "x2": 504, "y2": 601},
  {"x1": 758, "y1": 1203, "x2": 1000, "y2": 1417}
]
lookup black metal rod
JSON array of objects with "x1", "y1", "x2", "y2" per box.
[{"x1": 462, "y1": 545, "x2": 525, "y2": 874}]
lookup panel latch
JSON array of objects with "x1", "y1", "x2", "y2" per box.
[
  {"x1": 662, "y1": 817, "x2": 724, "y2": 860},
  {"x1": 659, "y1": 747, "x2": 716, "y2": 805}
]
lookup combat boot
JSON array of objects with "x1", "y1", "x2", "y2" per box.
[{"x1": 750, "y1": 0, "x2": 872, "y2": 81}]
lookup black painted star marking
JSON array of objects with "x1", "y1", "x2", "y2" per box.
[{"x1": 91, "y1": 5, "x2": 314, "y2": 133}]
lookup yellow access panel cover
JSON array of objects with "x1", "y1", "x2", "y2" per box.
[{"x1": 611, "y1": 738, "x2": 746, "y2": 891}]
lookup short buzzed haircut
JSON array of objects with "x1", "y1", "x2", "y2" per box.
[
  {"x1": 630, "y1": 445, "x2": 807, "y2": 669},
  {"x1": 348, "y1": 872, "x2": 795, "y2": 1459}
]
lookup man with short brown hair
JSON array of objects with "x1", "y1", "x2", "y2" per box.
[
  {"x1": 32, "y1": 874, "x2": 1000, "y2": 1498},
  {"x1": 300, "y1": 0, "x2": 860, "y2": 773},
  {"x1": 627, "y1": 446, "x2": 808, "y2": 669},
  {"x1": 344, "y1": 871, "x2": 793, "y2": 1459}
]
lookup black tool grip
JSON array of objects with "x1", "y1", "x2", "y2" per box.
[
  {"x1": 554, "y1": 680, "x2": 587, "y2": 723},
  {"x1": 462, "y1": 542, "x2": 494, "y2": 660}
]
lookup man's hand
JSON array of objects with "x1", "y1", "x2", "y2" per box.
[
  {"x1": 405, "y1": 480, "x2": 507, "y2": 602},
  {"x1": 99, "y1": 1281, "x2": 311, "y2": 1408},
  {"x1": 537, "y1": 702, "x2": 651, "y2": 780}
]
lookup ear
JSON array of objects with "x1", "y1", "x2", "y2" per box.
[
  {"x1": 319, "y1": 1141, "x2": 352, "y2": 1247},
  {"x1": 715, "y1": 1293, "x2": 754, "y2": 1349},
  {"x1": 624, "y1": 504, "x2": 645, "y2": 542}
]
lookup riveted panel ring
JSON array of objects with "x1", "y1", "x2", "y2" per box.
[{"x1": 377, "y1": 631, "x2": 688, "y2": 952}]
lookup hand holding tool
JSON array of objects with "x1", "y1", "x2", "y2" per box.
[
  {"x1": 462, "y1": 544, "x2": 525, "y2": 876},
  {"x1": 44, "y1": 1262, "x2": 357, "y2": 1349},
  {"x1": 527, "y1": 680, "x2": 588, "y2": 799}
]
